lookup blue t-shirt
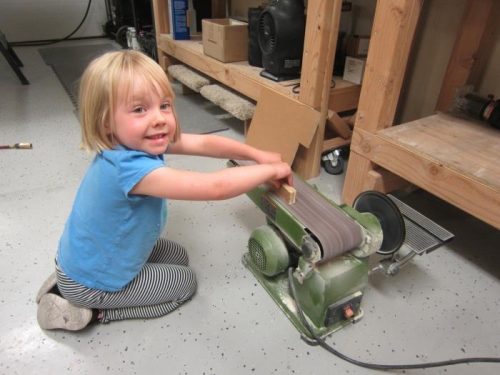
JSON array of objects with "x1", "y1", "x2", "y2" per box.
[{"x1": 57, "y1": 147, "x2": 167, "y2": 292}]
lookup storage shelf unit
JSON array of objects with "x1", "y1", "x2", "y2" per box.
[
  {"x1": 152, "y1": 0, "x2": 359, "y2": 178},
  {"x1": 157, "y1": 35, "x2": 361, "y2": 113},
  {"x1": 342, "y1": 0, "x2": 500, "y2": 230}
]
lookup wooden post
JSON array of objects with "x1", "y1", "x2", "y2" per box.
[
  {"x1": 293, "y1": 0, "x2": 342, "y2": 179},
  {"x1": 151, "y1": 0, "x2": 170, "y2": 70},
  {"x1": 342, "y1": 0, "x2": 423, "y2": 204}
]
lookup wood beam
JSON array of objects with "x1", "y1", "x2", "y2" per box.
[
  {"x1": 353, "y1": 0, "x2": 423, "y2": 133},
  {"x1": 293, "y1": 0, "x2": 342, "y2": 179}
]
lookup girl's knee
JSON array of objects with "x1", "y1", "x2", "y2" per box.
[
  {"x1": 183, "y1": 269, "x2": 197, "y2": 300},
  {"x1": 151, "y1": 238, "x2": 190, "y2": 266}
]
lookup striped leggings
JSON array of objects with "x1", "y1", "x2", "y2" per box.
[{"x1": 56, "y1": 238, "x2": 197, "y2": 324}]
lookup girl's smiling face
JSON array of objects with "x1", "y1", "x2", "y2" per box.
[{"x1": 110, "y1": 80, "x2": 177, "y2": 155}]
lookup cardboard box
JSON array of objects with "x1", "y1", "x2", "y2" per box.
[
  {"x1": 343, "y1": 57, "x2": 366, "y2": 85},
  {"x1": 168, "y1": 0, "x2": 190, "y2": 40},
  {"x1": 202, "y1": 19, "x2": 248, "y2": 62},
  {"x1": 346, "y1": 35, "x2": 370, "y2": 58}
]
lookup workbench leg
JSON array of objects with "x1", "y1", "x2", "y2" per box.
[
  {"x1": 342, "y1": 0, "x2": 423, "y2": 204},
  {"x1": 342, "y1": 152, "x2": 410, "y2": 205},
  {"x1": 293, "y1": 0, "x2": 343, "y2": 180},
  {"x1": 158, "y1": 50, "x2": 179, "y2": 83},
  {"x1": 158, "y1": 51, "x2": 169, "y2": 71},
  {"x1": 341, "y1": 152, "x2": 376, "y2": 205}
]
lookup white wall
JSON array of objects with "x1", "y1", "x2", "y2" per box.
[{"x1": 0, "y1": 0, "x2": 108, "y2": 43}]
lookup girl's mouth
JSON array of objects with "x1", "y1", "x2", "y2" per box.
[{"x1": 147, "y1": 133, "x2": 166, "y2": 140}]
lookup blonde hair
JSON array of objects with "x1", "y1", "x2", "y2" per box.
[{"x1": 78, "y1": 50, "x2": 181, "y2": 152}]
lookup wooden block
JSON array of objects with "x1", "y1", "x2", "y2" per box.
[
  {"x1": 347, "y1": 111, "x2": 357, "y2": 126},
  {"x1": 326, "y1": 110, "x2": 351, "y2": 139},
  {"x1": 322, "y1": 136, "x2": 351, "y2": 153},
  {"x1": 276, "y1": 183, "x2": 297, "y2": 204},
  {"x1": 366, "y1": 168, "x2": 411, "y2": 193},
  {"x1": 232, "y1": 159, "x2": 297, "y2": 204}
]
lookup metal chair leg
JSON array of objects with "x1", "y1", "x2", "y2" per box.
[{"x1": 0, "y1": 31, "x2": 29, "y2": 85}]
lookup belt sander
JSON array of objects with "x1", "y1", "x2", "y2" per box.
[{"x1": 230, "y1": 160, "x2": 453, "y2": 340}]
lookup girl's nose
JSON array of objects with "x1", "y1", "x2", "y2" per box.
[{"x1": 152, "y1": 110, "x2": 166, "y2": 126}]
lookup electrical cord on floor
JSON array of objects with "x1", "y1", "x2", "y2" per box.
[
  {"x1": 287, "y1": 267, "x2": 500, "y2": 371},
  {"x1": 11, "y1": 0, "x2": 92, "y2": 47}
]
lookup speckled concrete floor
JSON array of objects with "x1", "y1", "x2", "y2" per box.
[{"x1": 1, "y1": 39, "x2": 499, "y2": 375}]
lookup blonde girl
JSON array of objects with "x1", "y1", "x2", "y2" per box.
[{"x1": 36, "y1": 50, "x2": 292, "y2": 331}]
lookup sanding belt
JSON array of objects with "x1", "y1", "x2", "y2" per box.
[{"x1": 235, "y1": 160, "x2": 363, "y2": 262}]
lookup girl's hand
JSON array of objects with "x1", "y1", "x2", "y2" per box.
[
  {"x1": 254, "y1": 150, "x2": 285, "y2": 165},
  {"x1": 268, "y1": 162, "x2": 294, "y2": 189}
]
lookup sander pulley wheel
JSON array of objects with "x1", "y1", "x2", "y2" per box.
[{"x1": 353, "y1": 191, "x2": 406, "y2": 255}]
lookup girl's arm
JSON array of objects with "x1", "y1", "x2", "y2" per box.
[
  {"x1": 168, "y1": 133, "x2": 284, "y2": 165},
  {"x1": 130, "y1": 161, "x2": 292, "y2": 201},
  {"x1": 131, "y1": 133, "x2": 293, "y2": 200}
]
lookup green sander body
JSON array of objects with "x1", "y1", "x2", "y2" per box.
[{"x1": 243, "y1": 178, "x2": 387, "y2": 339}]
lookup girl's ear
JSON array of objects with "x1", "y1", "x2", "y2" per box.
[
  {"x1": 103, "y1": 111, "x2": 113, "y2": 135},
  {"x1": 103, "y1": 122, "x2": 112, "y2": 135}
]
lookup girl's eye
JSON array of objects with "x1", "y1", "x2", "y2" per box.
[
  {"x1": 160, "y1": 103, "x2": 171, "y2": 111},
  {"x1": 133, "y1": 107, "x2": 145, "y2": 113}
]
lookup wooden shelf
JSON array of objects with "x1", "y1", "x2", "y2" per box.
[
  {"x1": 342, "y1": 0, "x2": 500, "y2": 230},
  {"x1": 350, "y1": 112, "x2": 500, "y2": 229},
  {"x1": 379, "y1": 113, "x2": 500, "y2": 191},
  {"x1": 157, "y1": 34, "x2": 360, "y2": 113}
]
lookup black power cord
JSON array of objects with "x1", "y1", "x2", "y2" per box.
[
  {"x1": 11, "y1": 0, "x2": 93, "y2": 47},
  {"x1": 292, "y1": 79, "x2": 336, "y2": 94},
  {"x1": 288, "y1": 268, "x2": 500, "y2": 371}
]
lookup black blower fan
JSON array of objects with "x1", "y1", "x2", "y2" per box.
[{"x1": 258, "y1": 0, "x2": 306, "y2": 82}]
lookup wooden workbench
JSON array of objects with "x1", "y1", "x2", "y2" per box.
[{"x1": 341, "y1": 0, "x2": 500, "y2": 230}]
